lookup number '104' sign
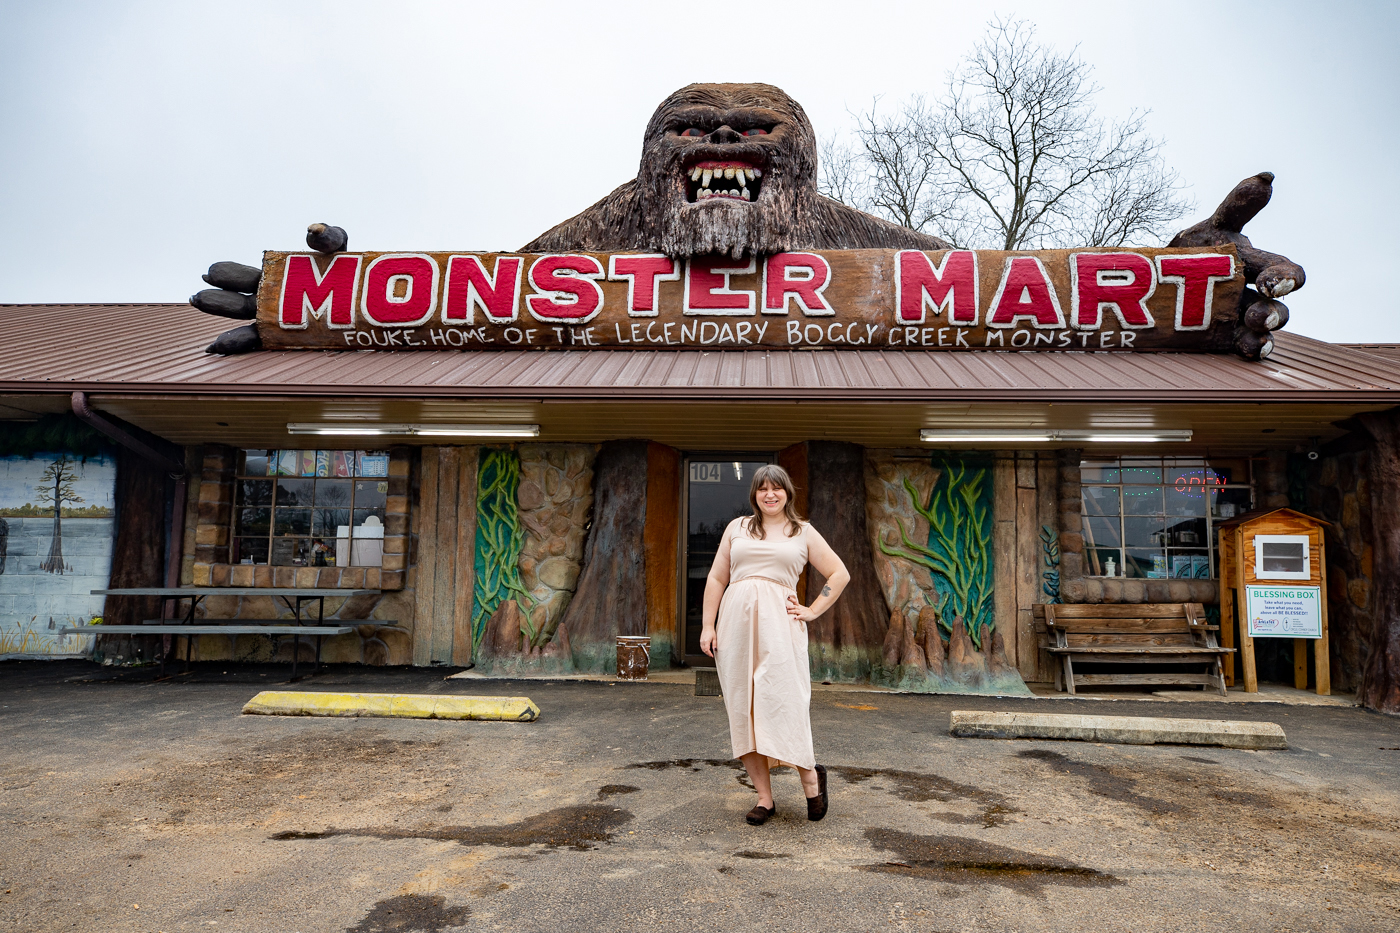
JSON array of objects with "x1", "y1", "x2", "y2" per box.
[{"x1": 255, "y1": 246, "x2": 1244, "y2": 352}]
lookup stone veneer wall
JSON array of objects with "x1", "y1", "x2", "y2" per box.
[
  {"x1": 516, "y1": 444, "x2": 596, "y2": 647},
  {"x1": 1299, "y1": 447, "x2": 1374, "y2": 694}
]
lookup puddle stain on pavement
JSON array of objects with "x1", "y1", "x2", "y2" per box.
[
  {"x1": 625, "y1": 758, "x2": 738, "y2": 772},
  {"x1": 626, "y1": 759, "x2": 1014, "y2": 827},
  {"x1": 597, "y1": 784, "x2": 640, "y2": 798},
  {"x1": 733, "y1": 850, "x2": 792, "y2": 859},
  {"x1": 859, "y1": 828, "x2": 1123, "y2": 894},
  {"x1": 625, "y1": 758, "x2": 754, "y2": 789},
  {"x1": 270, "y1": 804, "x2": 633, "y2": 851},
  {"x1": 1016, "y1": 749, "x2": 1180, "y2": 813},
  {"x1": 345, "y1": 893, "x2": 469, "y2": 933},
  {"x1": 827, "y1": 765, "x2": 1017, "y2": 828}
]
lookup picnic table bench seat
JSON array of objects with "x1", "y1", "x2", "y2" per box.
[
  {"x1": 1033, "y1": 602, "x2": 1234, "y2": 696},
  {"x1": 76, "y1": 587, "x2": 391, "y2": 677}
]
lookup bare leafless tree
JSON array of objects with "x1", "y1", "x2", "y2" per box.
[
  {"x1": 824, "y1": 17, "x2": 1192, "y2": 249},
  {"x1": 816, "y1": 132, "x2": 867, "y2": 208}
]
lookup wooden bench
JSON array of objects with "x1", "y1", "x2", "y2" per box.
[{"x1": 1033, "y1": 603, "x2": 1234, "y2": 696}]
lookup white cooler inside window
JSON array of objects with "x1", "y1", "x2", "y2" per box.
[{"x1": 336, "y1": 516, "x2": 384, "y2": 567}]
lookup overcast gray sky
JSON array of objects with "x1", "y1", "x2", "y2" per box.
[{"x1": 2, "y1": 0, "x2": 1396, "y2": 342}]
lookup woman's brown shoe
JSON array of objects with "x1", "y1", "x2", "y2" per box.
[
  {"x1": 806, "y1": 764, "x2": 828, "y2": 822},
  {"x1": 745, "y1": 804, "x2": 776, "y2": 826}
]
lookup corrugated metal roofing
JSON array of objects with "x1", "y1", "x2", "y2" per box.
[
  {"x1": 1341, "y1": 344, "x2": 1400, "y2": 363},
  {"x1": 4, "y1": 303, "x2": 1400, "y2": 403}
]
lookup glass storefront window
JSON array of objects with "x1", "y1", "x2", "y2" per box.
[
  {"x1": 1080, "y1": 457, "x2": 1253, "y2": 580},
  {"x1": 230, "y1": 449, "x2": 389, "y2": 567}
]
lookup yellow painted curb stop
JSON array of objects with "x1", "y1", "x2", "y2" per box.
[{"x1": 241, "y1": 691, "x2": 539, "y2": 721}]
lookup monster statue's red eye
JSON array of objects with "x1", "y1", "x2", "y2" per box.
[
  {"x1": 680, "y1": 128, "x2": 705, "y2": 137},
  {"x1": 743, "y1": 128, "x2": 769, "y2": 136}
]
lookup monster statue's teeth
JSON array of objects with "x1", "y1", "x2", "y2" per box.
[
  {"x1": 700, "y1": 188, "x2": 711, "y2": 198},
  {"x1": 737, "y1": 168, "x2": 749, "y2": 184},
  {"x1": 751, "y1": 168, "x2": 762, "y2": 178},
  {"x1": 742, "y1": 187, "x2": 751, "y2": 200},
  {"x1": 701, "y1": 169, "x2": 713, "y2": 186},
  {"x1": 690, "y1": 167, "x2": 702, "y2": 181},
  {"x1": 724, "y1": 167, "x2": 736, "y2": 180}
]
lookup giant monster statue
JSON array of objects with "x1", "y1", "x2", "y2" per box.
[{"x1": 192, "y1": 82, "x2": 1303, "y2": 358}]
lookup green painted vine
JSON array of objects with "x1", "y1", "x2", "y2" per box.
[
  {"x1": 878, "y1": 454, "x2": 995, "y2": 649},
  {"x1": 1040, "y1": 524, "x2": 1062, "y2": 603},
  {"x1": 471, "y1": 448, "x2": 535, "y2": 656}
]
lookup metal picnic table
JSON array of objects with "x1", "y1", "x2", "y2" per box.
[{"x1": 64, "y1": 587, "x2": 385, "y2": 677}]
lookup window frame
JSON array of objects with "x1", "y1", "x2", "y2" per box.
[
  {"x1": 230, "y1": 448, "x2": 390, "y2": 569},
  {"x1": 1253, "y1": 534, "x2": 1312, "y2": 580},
  {"x1": 1079, "y1": 456, "x2": 1256, "y2": 581}
]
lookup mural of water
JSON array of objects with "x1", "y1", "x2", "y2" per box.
[{"x1": 0, "y1": 452, "x2": 116, "y2": 658}]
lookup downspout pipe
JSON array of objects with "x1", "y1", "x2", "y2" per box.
[{"x1": 71, "y1": 392, "x2": 188, "y2": 589}]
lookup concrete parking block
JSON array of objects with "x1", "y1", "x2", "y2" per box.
[
  {"x1": 241, "y1": 690, "x2": 539, "y2": 721},
  {"x1": 949, "y1": 710, "x2": 1287, "y2": 749}
]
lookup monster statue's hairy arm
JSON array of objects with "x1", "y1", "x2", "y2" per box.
[{"x1": 1169, "y1": 172, "x2": 1306, "y2": 361}]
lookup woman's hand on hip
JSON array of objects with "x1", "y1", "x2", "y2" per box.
[
  {"x1": 786, "y1": 594, "x2": 817, "y2": 623},
  {"x1": 699, "y1": 624, "x2": 717, "y2": 657}
]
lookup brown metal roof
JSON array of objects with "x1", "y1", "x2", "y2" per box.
[
  {"x1": 4, "y1": 303, "x2": 1400, "y2": 403},
  {"x1": 1340, "y1": 344, "x2": 1400, "y2": 363}
]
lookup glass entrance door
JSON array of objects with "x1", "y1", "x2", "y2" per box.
[{"x1": 683, "y1": 457, "x2": 771, "y2": 660}]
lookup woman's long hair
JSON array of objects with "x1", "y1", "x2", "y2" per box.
[{"x1": 745, "y1": 464, "x2": 804, "y2": 539}]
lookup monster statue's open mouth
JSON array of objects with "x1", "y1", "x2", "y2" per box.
[{"x1": 684, "y1": 159, "x2": 764, "y2": 204}]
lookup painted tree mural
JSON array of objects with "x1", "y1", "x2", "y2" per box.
[
  {"x1": 38, "y1": 456, "x2": 84, "y2": 574},
  {"x1": 878, "y1": 453, "x2": 995, "y2": 647}
]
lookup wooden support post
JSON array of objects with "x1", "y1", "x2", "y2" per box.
[
  {"x1": 1220, "y1": 582, "x2": 1232, "y2": 683},
  {"x1": 1013, "y1": 453, "x2": 1039, "y2": 674},
  {"x1": 992, "y1": 452, "x2": 1017, "y2": 666},
  {"x1": 412, "y1": 447, "x2": 440, "y2": 667},
  {"x1": 431, "y1": 447, "x2": 460, "y2": 665},
  {"x1": 1236, "y1": 526, "x2": 1258, "y2": 693},
  {"x1": 1315, "y1": 527, "x2": 1331, "y2": 695},
  {"x1": 1294, "y1": 640, "x2": 1309, "y2": 690},
  {"x1": 644, "y1": 443, "x2": 681, "y2": 665},
  {"x1": 1218, "y1": 532, "x2": 1236, "y2": 687}
]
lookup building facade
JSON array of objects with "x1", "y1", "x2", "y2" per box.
[{"x1": 4, "y1": 302, "x2": 1400, "y2": 709}]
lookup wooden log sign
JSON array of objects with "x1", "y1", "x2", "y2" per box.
[{"x1": 255, "y1": 246, "x2": 1243, "y2": 352}]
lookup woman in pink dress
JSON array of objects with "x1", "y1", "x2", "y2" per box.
[{"x1": 699, "y1": 464, "x2": 850, "y2": 825}]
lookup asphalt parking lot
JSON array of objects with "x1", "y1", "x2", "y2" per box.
[{"x1": 1, "y1": 660, "x2": 1397, "y2": 932}]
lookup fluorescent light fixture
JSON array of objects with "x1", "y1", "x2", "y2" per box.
[
  {"x1": 286, "y1": 423, "x2": 410, "y2": 436},
  {"x1": 920, "y1": 428, "x2": 1191, "y2": 444},
  {"x1": 410, "y1": 424, "x2": 540, "y2": 438},
  {"x1": 288, "y1": 423, "x2": 540, "y2": 438}
]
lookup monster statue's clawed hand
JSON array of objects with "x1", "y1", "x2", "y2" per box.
[
  {"x1": 191, "y1": 83, "x2": 1302, "y2": 362},
  {"x1": 191, "y1": 223, "x2": 346, "y2": 354},
  {"x1": 1170, "y1": 171, "x2": 1304, "y2": 361}
]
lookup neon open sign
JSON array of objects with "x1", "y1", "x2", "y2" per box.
[{"x1": 1173, "y1": 469, "x2": 1226, "y2": 498}]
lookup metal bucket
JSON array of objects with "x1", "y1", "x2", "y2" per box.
[{"x1": 616, "y1": 635, "x2": 651, "y2": 681}]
